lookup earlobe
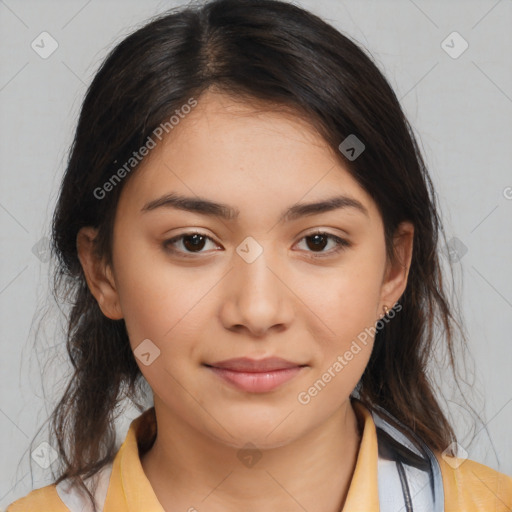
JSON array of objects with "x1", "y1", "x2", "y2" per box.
[
  {"x1": 379, "y1": 221, "x2": 414, "y2": 313},
  {"x1": 76, "y1": 226, "x2": 123, "y2": 320}
]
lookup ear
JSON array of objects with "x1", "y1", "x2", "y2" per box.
[
  {"x1": 76, "y1": 226, "x2": 123, "y2": 320},
  {"x1": 378, "y1": 221, "x2": 414, "y2": 315}
]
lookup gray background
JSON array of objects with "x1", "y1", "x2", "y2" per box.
[{"x1": 1, "y1": 0, "x2": 511, "y2": 508}]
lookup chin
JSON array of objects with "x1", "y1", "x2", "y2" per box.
[{"x1": 202, "y1": 413, "x2": 304, "y2": 450}]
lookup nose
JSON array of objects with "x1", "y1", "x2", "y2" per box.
[{"x1": 219, "y1": 242, "x2": 295, "y2": 337}]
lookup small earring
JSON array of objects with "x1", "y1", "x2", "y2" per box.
[{"x1": 382, "y1": 305, "x2": 389, "y2": 317}]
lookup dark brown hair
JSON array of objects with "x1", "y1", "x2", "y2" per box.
[{"x1": 29, "y1": 0, "x2": 477, "y2": 509}]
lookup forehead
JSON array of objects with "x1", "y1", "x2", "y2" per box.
[
  {"x1": 116, "y1": 90, "x2": 379, "y2": 222},
  {"x1": 151, "y1": 90, "x2": 336, "y2": 168}
]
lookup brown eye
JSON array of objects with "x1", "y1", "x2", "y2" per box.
[
  {"x1": 305, "y1": 233, "x2": 329, "y2": 252},
  {"x1": 297, "y1": 231, "x2": 351, "y2": 257},
  {"x1": 181, "y1": 233, "x2": 207, "y2": 252},
  {"x1": 163, "y1": 232, "x2": 219, "y2": 257}
]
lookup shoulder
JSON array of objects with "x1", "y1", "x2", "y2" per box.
[
  {"x1": 436, "y1": 452, "x2": 512, "y2": 511},
  {"x1": 6, "y1": 484, "x2": 69, "y2": 512},
  {"x1": 7, "y1": 462, "x2": 114, "y2": 512}
]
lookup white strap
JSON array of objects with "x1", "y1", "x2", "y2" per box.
[{"x1": 371, "y1": 402, "x2": 445, "y2": 512}]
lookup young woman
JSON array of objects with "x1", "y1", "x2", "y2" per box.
[{"x1": 8, "y1": 0, "x2": 512, "y2": 511}]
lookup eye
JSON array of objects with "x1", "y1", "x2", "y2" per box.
[
  {"x1": 162, "y1": 230, "x2": 351, "y2": 259},
  {"x1": 295, "y1": 230, "x2": 351, "y2": 257},
  {"x1": 163, "y1": 231, "x2": 220, "y2": 257}
]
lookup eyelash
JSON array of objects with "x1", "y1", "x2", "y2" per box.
[{"x1": 162, "y1": 230, "x2": 351, "y2": 259}]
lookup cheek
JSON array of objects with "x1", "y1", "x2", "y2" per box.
[
  {"x1": 112, "y1": 239, "x2": 186, "y2": 346},
  {"x1": 113, "y1": 250, "x2": 203, "y2": 395},
  {"x1": 112, "y1": 239, "x2": 219, "y2": 363},
  {"x1": 294, "y1": 244, "x2": 384, "y2": 397},
  {"x1": 295, "y1": 272, "x2": 378, "y2": 411},
  {"x1": 300, "y1": 251, "x2": 384, "y2": 336}
]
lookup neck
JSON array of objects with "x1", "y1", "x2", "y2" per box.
[{"x1": 141, "y1": 398, "x2": 363, "y2": 512}]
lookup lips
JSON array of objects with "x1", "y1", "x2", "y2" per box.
[
  {"x1": 205, "y1": 357, "x2": 305, "y2": 372},
  {"x1": 204, "y1": 357, "x2": 307, "y2": 393}
]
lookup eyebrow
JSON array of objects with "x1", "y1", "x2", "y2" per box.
[{"x1": 141, "y1": 192, "x2": 369, "y2": 222}]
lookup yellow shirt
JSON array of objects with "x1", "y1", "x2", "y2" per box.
[{"x1": 7, "y1": 400, "x2": 512, "y2": 511}]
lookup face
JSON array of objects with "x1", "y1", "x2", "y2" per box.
[{"x1": 78, "y1": 89, "x2": 413, "y2": 449}]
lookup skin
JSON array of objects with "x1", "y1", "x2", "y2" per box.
[{"x1": 77, "y1": 89, "x2": 414, "y2": 512}]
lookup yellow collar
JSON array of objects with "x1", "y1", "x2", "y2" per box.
[
  {"x1": 8, "y1": 399, "x2": 512, "y2": 511},
  {"x1": 103, "y1": 399, "x2": 378, "y2": 511}
]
